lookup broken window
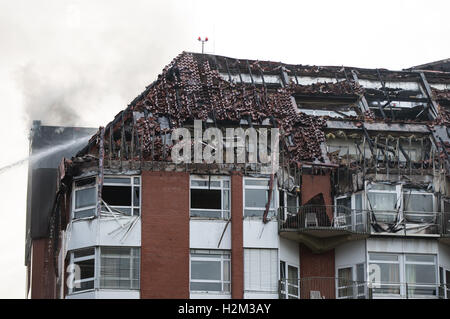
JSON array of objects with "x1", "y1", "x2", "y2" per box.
[
  {"x1": 73, "y1": 177, "x2": 97, "y2": 219},
  {"x1": 190, "y1": 176, "x2": 230, "y2": 219},
  {"x1": 100, "y1": 247, "x2": 140, "y2": 290},
  {"x1": 102, "y1": 176, "x2": 140, "y2": 216},
  {"x1": 367, "y1": 183, "x2": 400, "y2": 223},
  {"x1": 403, "y1": 189, "x2": 434, "y2": 223},
  {"x1": 244, "y1": 178, "x2": 276, "y2": 218},
  {"x1": 70, "y1": 247, "x2": 95, "y2": 293},
  {"x1": 190, "y1": 249, "x2": 231, "y2": 293}
]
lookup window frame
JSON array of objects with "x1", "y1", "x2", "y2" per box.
[
  {"x1": 243, "y1": 177, "x2": 278, "y2": 219},
  {"x1": 279, "y1": 260, "x2": 299, "y2": 299},
  {"x1": 102, "y1": 176, "x2": 141, "y2": 216},
  {"x1": 69, "y1": 247, "x2": 96, "y2": 294},
  {"x1": 189, "y1": 249, "x2": 231, "y2": 294},
  {"x1": 368, "y1": 252, "x2": 438, "y2": 298},
  {"x1": 72, "y1": 176, "x2": 98, "y2": 220},
  {"x1": 189, "y1": 175, "x2": 231, "y2": 219},
  {"x1": 68, "y1": 246, "x2": 141, "y2": 295},
  {"x1": 336, "y1": 263, "x2": 366, "y2": 299}
]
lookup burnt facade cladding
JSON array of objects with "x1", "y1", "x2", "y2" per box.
[{"x1": 27, "y1": 52, "x2": 450, "y2": 299}]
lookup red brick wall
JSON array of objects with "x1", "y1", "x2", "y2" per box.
[
  {"x1": 140, "y1": 171, "x2": 190, "y2": 298},
  {"x1": 30, "y1": 238, "x2": 56, "y2": 299},
  {"x1": 300, "y1": 173, "x2": 335, "y2": 298},
  {"x1": 299, "y1": 245, "x2": 335, "y2": 299},
  {"x1": 231, "y1": 173, "x2": 244, "y2": 299}
]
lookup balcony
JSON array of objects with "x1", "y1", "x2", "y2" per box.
[
  {"x1": 278, "y1": 205, "x2": 369, "y2": 252},
  {"x1": 278, "y1": 206, "x2": 449, "y2": 251},
  {"x1": 278, "y1": 277, "x2": 448, "y2": 299}
]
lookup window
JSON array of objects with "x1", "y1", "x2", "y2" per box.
[
  {"x1": 403, "y1": 190, "x2": 434, "y2": 223},
  {"x1": 190, "y1": 176, "x2": 230, "y2": 219},
  {"x1": 102, "y1": 176, "x2": 140, "y2": 216},
  {"x1": 369, "y1": 253, "x2": 438, "y2": 298},
  {"x1": 439, "y1": 267, "x2": 450, "y2": 299},
  {"x1": 337, "y1": 263, "x2": 366, "y2": 299},
  {"x1": 280, "y1": 261, "x2": 299, "y2": 299},
  {"x1": 244, "y1": 248, "x2": 278, "y2": 293},
  {"x1": 190, "y1": 250, "x2": 231, "y2": 293},
  {"x1": 73, "y1": 177, "x2": 97, "y2": 219},
  {"x1": 405, "y1": 254, "x2": 437, "y2": 297},
  {"x1": 100, "y1": 247, "x2": 140, "y2": 290},
  {"x1": 338, "y1": 267, "x2": 353, "y2": 298},
  {"x1": 68, "y1": 246, "x2": 140, "y2": 294},
  {"x1": 244, "y1": 178, "x2": 277, "y2": 218},
  {"x1": 367, "y1": 183, "x2": 400, "y2": 223},
  {"x1": 70, "y1": 247, "x2": 95, "y2": 293},
  {"x1": 369, "y1": 253, "x2": 401, "y2": 295}
]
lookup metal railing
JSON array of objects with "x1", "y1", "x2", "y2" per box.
[
  {"x1": 278, "y1": 205, "x2": 369, "y2": 234},
  {"x1": 278, "y1": 277, "x2": 449, "y2": 299},
  {"x1": 278, "y1": 205, "x2": 447, "y2": 236}
]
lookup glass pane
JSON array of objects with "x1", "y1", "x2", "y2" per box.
[
  {"x1": 191, "y1": 261, "x2": 221, "y2": 280},
  {"x1": 404, "y1": 193, "x2": 433, "y2": 212},
  {"x1": 133, "y1": 177, "x2": 140, "y2": 185},
  {"x1": 406, "y1": 264, "x2": 436, "y2": 284},
  {"x1": 245, "y1": 179, "x2": 269, "y2": 186},
  {"x1": 190, "y1": 281, "x2": 222, "y2": 292},
  {"x1": 74, "y1": 208, "x2": 96, "y2": 219},
  {"x1": 75, "y1": 187, "x2": 96, "y2": 209},
  {"x1": 245, "y1": 189, "x2": 266, "y2": 208},
  {"x1": 223, "y1": 261, "x2": 230, "y2": 282},
  {"x1": 223, "y1": 190, "x2": 230, "y2": 210},
  {"x1": 355, "y1": 193, "x2": 362, "y2": 211},
  {"x1": 280, "y1": 261, "x2": 286, "y2": 279},
  {"x1": 405, "y1": 255, "x2": 435, "y2": 263},
  {"x1": 223, "y1": 181, "x2": 230, "y2": 188},
  {"x1": 368, "y1": 193, "x2": 397, "y2": 211},
  {"x1": 244, "y1": 209, "x2": 263, "y2": 217},
  {"x1": 369, "y1": 253, "x2": 399, "y2": 262},
  {"x1": 74, "y1": 248, "x2": 95, "y2": 259},
  {"x1": 104, "y1": 177, "x2": 131, "y2": 184},
  {"x1": 337, "y1": 197, "x2": 351, "y2": 209},
  {"x1": 372, "y1": 263, "x2": 400, "y2": 292},
  {"x1": 190, "y1": 210, "x2": 222, "y2": 218},
  {"x1": 133, "y1": 187, "x2": 140, "y2": 207},
  {"x1": 76, "y1": 259, "x2": 95, "y2": 280},
  {"x1": 191, "y1": 180, "x2": 221, "y2": 188},
  {"x1": 73, "y1": 279, "x2": 94, "y2": 292}
]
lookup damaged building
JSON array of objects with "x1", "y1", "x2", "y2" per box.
[{"x1": 27, "y1": 52, "x2": 450, "y2": 299}]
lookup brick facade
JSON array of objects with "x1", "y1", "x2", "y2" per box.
[{"x1": 140, "y1": 171, "x2": 190, "y2": 298}]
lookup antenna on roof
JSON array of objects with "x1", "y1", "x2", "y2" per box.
[{"x1": 197, "y1": 36, "x2": 208, "y2": 54}]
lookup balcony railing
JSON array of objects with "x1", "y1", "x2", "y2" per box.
[
  {"x1": 279, "y1": 206, "x2": 446, "y2": 236},
  {"x1": 278, "y1": 277, "x2": 449, "y2": 299},
  {"x1": 278, "y1": 205, "x2": 369, "y2": 234}
]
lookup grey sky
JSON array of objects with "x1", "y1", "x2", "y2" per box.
[{"x1": 0, "y1": 0, "x2": 448, "y2": 298}]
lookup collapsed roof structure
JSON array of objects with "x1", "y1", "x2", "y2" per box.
[{"x1": 71, "y1": 51, "x2": 450, "y2": 175}]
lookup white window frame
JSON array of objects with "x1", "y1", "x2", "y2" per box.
[
  {"x1": 68, "y1": 246, "x2": 140, "y2": 295},
  {"x1": 334, "y1": 192, "x2": 366, "y2": 232},
  {"x1": 402, "y1": 189, "x2": 435, "y2": 224},
  {"x1": 69, "y1": 247, "x2": 96, "y2": 294},
  {"x1": 102, "y1": 176, "x2": 141, "y2": 216},
  {"x1": 243, "y1": 177, "x2": 278, "y2": 219},
  {"x1": 189, "y1": 249, "x2": 231, "y2": 294},
  {"x1": 72, "y1": 176, "x2": 98, "y2": 220},
  {"x1": 189, "y1": 175, "x2": 231, "y2": 219},
  {"x1": 279, "y1": 260, "x2": 299, "y2": 299},
  {"x1": 279, "y1": 190, "x2": 299, "y2": 221},
  {"x1": 368, "y1": 252, "x2": 438, "y2": 299},
  {"x1": 439, "y1": 266, "x2": 450, "y2": 299},
  {"x1": 98, "y1": 246, "x2": 140, "y2": 290},
  {"x1": 336, "y1": 263, "x2": 366, "y2": 299},
  {"x1": 366, "y1": 182, "x2": 402, "y2": 224}
]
